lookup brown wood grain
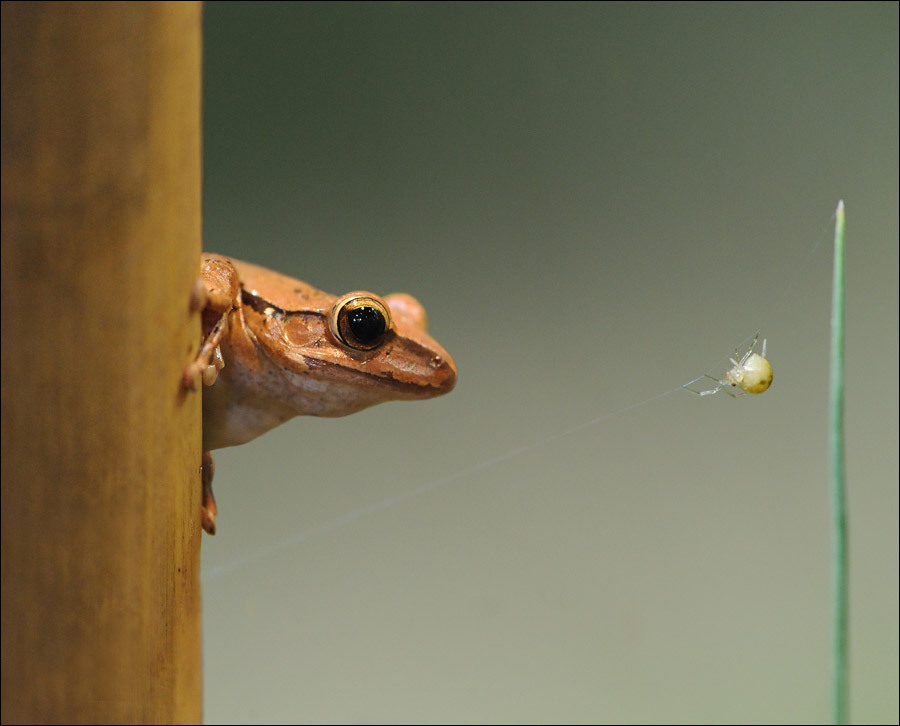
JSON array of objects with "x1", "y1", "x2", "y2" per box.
[{"x1": 1, "y1": 3, "x2": 204, "y2": 722}]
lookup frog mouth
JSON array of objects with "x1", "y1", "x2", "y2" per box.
[
  {"x1": 240, "y1": 286, "x2": 457, "y2": 401},
  {"x1": 299, "y1": 356, "x2": 457, "y2": 399}
]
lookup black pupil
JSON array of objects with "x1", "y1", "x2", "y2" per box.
[{"x1": 347, "y1": 306, "x2": 385, "y2": 342}]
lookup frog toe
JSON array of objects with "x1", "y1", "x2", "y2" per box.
[{"x1": 201, "y1": 451, "x2": 218, "y2": 535}]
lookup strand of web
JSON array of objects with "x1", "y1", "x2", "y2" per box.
[
  {"x1": 203, "y1": 207, "x2": 836, "y2": 581},
  {"x1": 683, "y1": 205, "x2": 837, "y2": 393},
  {"x1": 202, "y1": 387, "x2": 681, "y2": 581}
]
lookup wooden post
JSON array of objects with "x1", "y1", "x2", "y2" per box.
[{"x1": 1, "y1": 3, "x2": 203, "y2": 723}]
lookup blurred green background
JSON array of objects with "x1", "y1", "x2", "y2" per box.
[{"x1": 201, "y1": 3, "x2": 898, "y2": 723}]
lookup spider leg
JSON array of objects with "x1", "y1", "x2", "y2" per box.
[
  {"x1": 721, "y1": 383, "x2": 746, "y2": 398},
  {"x1": 683, "y1": 374, "x2": 725, "y2": 396},
  {"x1": 737, "y1": 331, "x2": 761, "y2": 365}
]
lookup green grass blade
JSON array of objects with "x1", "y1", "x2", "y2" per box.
[{"x1": 830, "y1": 200, "x2": 847, "y2": 725}]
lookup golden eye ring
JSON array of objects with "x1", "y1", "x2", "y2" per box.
[{"x1": 329, "y1": 293, "x2": 393, "y2": 351}]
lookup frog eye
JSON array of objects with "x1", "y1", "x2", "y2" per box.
[{"x1": 329, "y1": 294, "x2": 393, "y2": 351}]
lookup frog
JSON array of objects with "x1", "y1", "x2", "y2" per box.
[{"x1": 184, "y1": 254, "x2": 457, "y2": 534}]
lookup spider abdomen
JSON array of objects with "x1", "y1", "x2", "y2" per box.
[{"x1": 725, "y1": 352, "x2": 773, "y2": 394}]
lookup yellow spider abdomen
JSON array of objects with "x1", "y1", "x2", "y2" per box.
[{"x1": 726, "y1": 352, "x2": 773, "y2": 394}]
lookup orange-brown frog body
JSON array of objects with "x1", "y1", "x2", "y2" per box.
[{"x1": 187, "y1": 254, "x2": 457, "y2": 533}]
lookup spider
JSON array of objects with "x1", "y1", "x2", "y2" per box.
[{"x1": 683, "y1": 331, "x2": 773, "y2": 397}]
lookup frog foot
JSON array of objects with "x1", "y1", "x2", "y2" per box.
[
  {"x1": 201, "y1": 450, "x2": 218, "y2": 535},
  {"x1": 182, "y1": 281, "x2": 229, "y2": 390},
  {"x1": 183, "y1": 328, "x2": 226, "y2": 390}
]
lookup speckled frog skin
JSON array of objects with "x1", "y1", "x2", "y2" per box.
[{"x1": 184, "y1": 254, "x2": 457, "y2": 534}]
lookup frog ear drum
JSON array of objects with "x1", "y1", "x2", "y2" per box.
[{"x1": 329, "y1": 293, "x2": 393, "y2": 351}]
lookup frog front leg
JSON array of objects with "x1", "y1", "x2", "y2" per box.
[
  {"x1": 184, "y1": 255, "x2": 241, "y2": 534},
  {"x1": 183, "y1": 256, "x2": 240, "y2": 391}
]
